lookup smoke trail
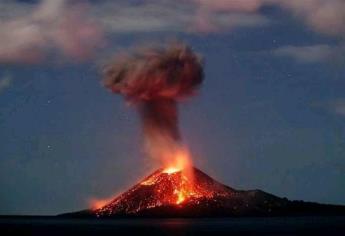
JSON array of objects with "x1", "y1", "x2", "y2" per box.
[{"x1": 103, "y1": 43, "x2": 203, "y2": 164}]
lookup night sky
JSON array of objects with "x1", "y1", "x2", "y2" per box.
[{"x1": 1, "y1": 0, "x2": 345, "y2": 215}]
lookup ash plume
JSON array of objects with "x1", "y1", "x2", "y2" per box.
[{"x1": 103, "y1": 43, "x2": 203, "y2": 163}]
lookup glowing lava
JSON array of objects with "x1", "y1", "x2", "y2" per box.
[
  {"x1": 176, "y1": 190, "x2": 186, "y2": 204},
  {"x1": 162, "y1": 148, "x2": 192, "y2": 173},
  {"x1": 160, "y1": 148, "x2": 195, "y2": 204},
  {"x1": 93, "y1": 165, "x2": 238, "y2": 217},
  {"x1": 89, "y1": 198, "x2": 111, "y2": 210},
  {"x1": 163, "y1": 167, "x2": 181, "y2": 174}
]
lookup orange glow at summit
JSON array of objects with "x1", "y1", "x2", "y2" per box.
[
  {"x1": 161, "y1": 147, "x2": 195, "y2": 205},
  {"x1": 162, "y1": 148, "x2": 193, "y2": 174}
]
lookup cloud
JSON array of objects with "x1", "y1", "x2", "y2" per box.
[
  {"x1": 323, "y1": 99, "x2": 345, "y2": 117},
  {"x1": 1, "y1": 0, "x2": 345, "y2": 64},
  {"x1": 89, "y1": 0, "x2": 345, "y2": 37},
  {"x1": 195, "y1": 0, "x2": 262, "y2": 12},
  {"x1": 193, "y1": 0, "x2": 345, "y2": 37},
  {"x1": 0, "y1": 0, "x2": 103, "y2": 63},
  {"x1": 272, "y1": 44, "x2": 339, "y2": 63},
  {"x1": 333, "y1": 101, "x2": 345, "y2": 117},
  {"x1": 0, "y1": 0, "x2": 270, "y2": 64},
  {"x1": 271, "y1": 0, "x2": 345, "y2": 37},
  {"x1": 89, "y1": 0, "x2": 269, "y2": 34},
  {"x1": 313, "y1": 99, "x2": 345, "y2": 118},
  {"x1": 0, "y1": 74, "x2": 12, "y2": 94}
]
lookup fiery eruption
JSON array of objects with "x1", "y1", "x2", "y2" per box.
[
  {"x1": 98, "y1": 43, "x2": 204, "y2": 212},
  {"x1": 103, "y1": 43, "x2": 203, "y2": 171},
  {"x1": 65, "y1": 44, "x2": 345, "y2": 220}
]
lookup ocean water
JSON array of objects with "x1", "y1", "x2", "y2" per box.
[{"x1": 1, "y1": 216, "x2": 345, "y2": 235}]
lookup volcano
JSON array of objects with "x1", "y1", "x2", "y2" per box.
[{"x1": 62, "y1": 167, "x2": 345, "y2": 218}]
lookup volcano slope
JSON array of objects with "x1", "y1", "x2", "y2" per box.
[{"x1": 62, "y1": 167, "x2": 345, "y2": 218}]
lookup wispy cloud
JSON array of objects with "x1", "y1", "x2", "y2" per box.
[
  {"x1": 1, "y1": 0, "x2": 345, "y2": 65},
  {"x1": 333, "y1": 101, "x2": 345, "y2": 117},
  {"x1": 193, "y1": 0, "x2": 345, "y2": 37},
  {"x1": 272, "y1": 44, "x2": 341, "y2": 63},
  {"x1": 89, "y1": 0, "x2": 269, "y2": 34},
  {"x1": 271, "y1": 0, "x2": 345, "y2": 37},
  {"x1": 0, "y1": 73, "x2": 12, "y2": 94},
  {"x1": 0, "y1": 0, "x2": 103, "y2": 63},
  {"x1": 313, "y1": 99, "x2": 345, "y2": 118},
  {"x1": 0, "y1": 0, "x2": 270, "y2": 64},
  {"x1": 88, "y1": 0, "x2": 345, "y2": 40},
  {"x1": 321, "y1": 99, "x2": 345, "y2": 117}
]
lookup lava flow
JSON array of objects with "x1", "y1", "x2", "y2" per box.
[
  {"x1": 160, "y1": 149, "x2": 195, "y2": 205},
  {"x1": 146, "y1": 152, "x2": 195, "y2": 205}
]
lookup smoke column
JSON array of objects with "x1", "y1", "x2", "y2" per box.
[{"x1": 103, "y1": 43, "x2": 203, "y2": 165}]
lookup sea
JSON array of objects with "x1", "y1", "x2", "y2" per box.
[{"x1": 1, "y1": 216, "x2": 345, "y2": 235}]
